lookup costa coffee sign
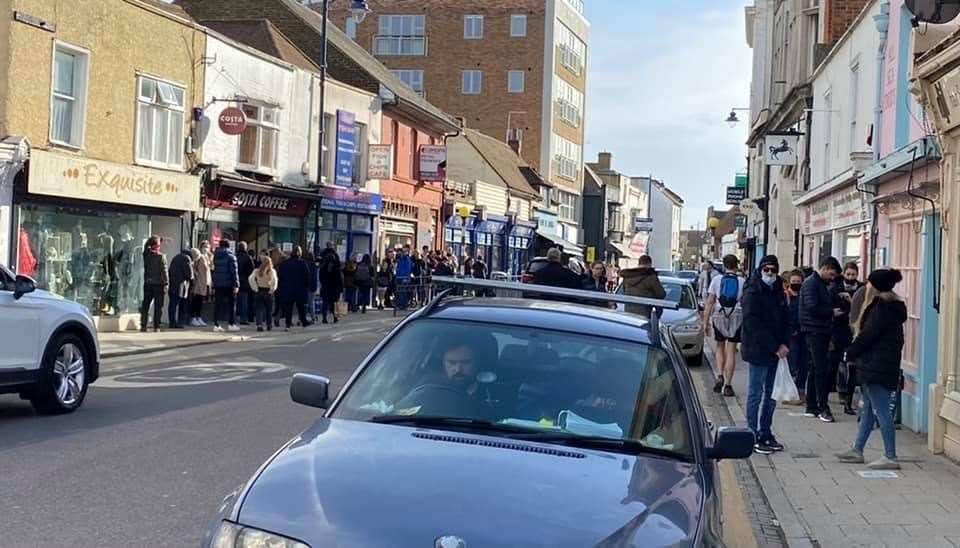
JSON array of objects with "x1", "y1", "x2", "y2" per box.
[
  {"x1": 208, "y1": 187, "x2": 312, "y2": 217},
  {"x1": 218, "y1": 107, "x2": 247, "y2": 135}
]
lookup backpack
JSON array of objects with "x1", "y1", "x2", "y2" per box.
[{"x1": 718, "y1": 272, "x2": 740, "y2": 311}]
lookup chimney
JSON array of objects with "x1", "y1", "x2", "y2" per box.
[{"x1": 597, "y1": 152, "x2": 612, "y2": 170}]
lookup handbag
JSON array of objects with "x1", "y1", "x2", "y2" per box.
[
  {"x1": 335, "y1": 300, "x2": 349, "y2": 317},
  {"x1": 836, "y1": 360, "x2": 851, "y2": 394}
]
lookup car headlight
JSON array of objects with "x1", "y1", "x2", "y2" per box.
[
  {"x1": 212, "y1": 521, "x2": 310, "y2": 548},
  {"x1": 672, "y1": 322, "x2": 701, "y2": 334}
]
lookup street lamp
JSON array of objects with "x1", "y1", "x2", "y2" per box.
[
  {"x1": 725, "y1": 108, "x2": 749, "y2": 128},
  {"x1": 707, "y1": 216, "x2": 720, "y2": 257},
  {"x1": 314, "y1": 0, "x2": 373, "y2": 257}
]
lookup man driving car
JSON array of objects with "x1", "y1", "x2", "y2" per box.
[{"x1": 441, "y1": 342, "x2": 479, "y2": 396}]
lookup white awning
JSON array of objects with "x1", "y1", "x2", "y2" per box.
[{"x1": 535, "y1": 230, "x2": 583, "y2": 257}]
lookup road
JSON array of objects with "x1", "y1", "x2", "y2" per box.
[{"x1": 0, "y1": 316, "x2": 400, "y2": 548}]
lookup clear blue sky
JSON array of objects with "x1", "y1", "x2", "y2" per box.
[{"x1": 584, "y1": 0, "x2": 751, "y2": 230}]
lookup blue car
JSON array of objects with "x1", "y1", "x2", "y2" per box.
[{"x1": 204, "y1": 285, "x2": 753, "y2": 548}]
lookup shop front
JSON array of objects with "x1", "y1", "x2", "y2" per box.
[
  {"x1": 798, "y1": 184, "x2": 871, "y2": 269},
  {"x1": 444, "y1": 214, "x2": 476, "y2": 263},
  {"x1": 473, "y1": 215, "x2": 508, "y2": 273},
  {"x1": 380, "y1": 199, "x2": 430, "y2": 258},
  {"x1": 12, "y1": 149, "x2": 199, "y2": 330},
  {"x1": 202, "y1": 173, "x2": 317, "y2": 256},
  {"x1": 317, "y1": 186, "x2": 382, "y2": 260},
  {"x1": 507, "y1": 219, "x2": 536, "y2": 275}
]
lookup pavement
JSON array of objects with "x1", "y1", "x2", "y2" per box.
[
  {"x1": 705, "y1": 339, "x2": 960, "y2": 548},
  {"x1": 97, "y1": 310, "x2": 397, "y2": 358}
]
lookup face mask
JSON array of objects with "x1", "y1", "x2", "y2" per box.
[
  {"x1": 789, "y1": 283, "x2": 802, "y2": 292},
  {"x1": 762, "y1": 273, "x2": 777, "y2": 286}
]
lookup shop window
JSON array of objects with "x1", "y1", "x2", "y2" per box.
[
  {"x1": 50, "y1": 43, "x2": 89, "y2": 148},
  {"x1": 136, "y1": 75, "x2": 185, "y2": 170},
  {"x1": 238, "y1": 104, "x2": 280, "y2": 174},
  {"x1": 352, "y1": 215, "x2": 372, "y2": 232},
  {"x1": 17, "y1": 204, "x2": 157, "y2": 316}
]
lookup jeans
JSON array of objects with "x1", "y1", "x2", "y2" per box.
[
  {"x1": 255, "y1": 291, "x2": 273, "y2": 328},
  {"x1": 746, "y1": 360, "x2": 778, "y2": 441},
  {"x1": 283, "y1": 298, "x2": 307, "y2": 328},
  {"x1": 236, "y1": 290, "x2": 251, "y2": 323},
  {"x1": 189, "y1": 294, "x2": 204, "y2": 319},
  {"x1": 167, "y1": 293, "x2": 186, "y2": 327},
  {"x1": 214, "y1": 287, "x2": 236, "y2": 327},
  {"x1": 855, "y1": 383, "x2": 897, "y2": 459},
  {"x1": 805, "y1": 333, "x2": 832, "y2": 414},
  {"x1": 140, "y1": 284, "x2": 164, "y2": 330},
  {"x1": 788, "y1": 333, "x2": 808, "y2": 390}
]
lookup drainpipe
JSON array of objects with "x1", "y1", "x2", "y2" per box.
[{"x1": 868, "y1": 2, "x2": 891, "y2": 272}]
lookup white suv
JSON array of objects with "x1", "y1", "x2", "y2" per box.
[{"x1": 0, "y1": 264, "x2": 100, "y2": 414}]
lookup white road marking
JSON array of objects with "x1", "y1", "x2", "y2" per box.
[{"x1": 95, "y1": 361, "x2": 288, "y2": 388}]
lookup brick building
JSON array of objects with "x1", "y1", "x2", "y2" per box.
[{"x1": 326, "y1": 0, "x2": 590, "y2": 247}]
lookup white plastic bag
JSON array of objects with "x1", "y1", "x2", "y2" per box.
[{"x1": 771, "y1": 357, "x2": 799, "y2": 403}]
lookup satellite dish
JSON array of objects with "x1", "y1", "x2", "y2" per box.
[{"x1": 906, "y1": 0, "x2": 960, "y2": 24}]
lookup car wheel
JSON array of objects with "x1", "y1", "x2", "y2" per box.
[
  {"x1": 687, "y1": 352, "x2": 704, "y2": 367},
  {"x1": 30, "y1": 333, "x2": 90, "y2": 415}
]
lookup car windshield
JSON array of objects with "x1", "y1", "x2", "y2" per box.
[
  {"x1": 334, "y1": 319, "x2": 692, "y2": 458},
  {"x1": 663, "y1": 282, "x2": 696, "y2": 310}
]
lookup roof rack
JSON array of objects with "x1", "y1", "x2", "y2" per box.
[{"x1": 429, "y1": 276, "x2": 679, "y2": 310}]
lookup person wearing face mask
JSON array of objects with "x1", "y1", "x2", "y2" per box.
[
  {"x1": 785, "y1": 269, "x2": 807, "y2": 403},
  {"x1": 830, "y1": 262, "x2": 864, "y2": 415},
  {"x1": 741, "y1": 255, "x2": 790, "y2": 454}
]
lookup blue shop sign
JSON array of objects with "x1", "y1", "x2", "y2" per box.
[
  {"x1": 476, "y1": 219, "x2": 507, "y2": 234},
  {"x1": 320, "y1": 186, "x2": 383, "y2": 214},
  {"x1": 335, "y1": 110, "x2": 357, "y2": 186}
]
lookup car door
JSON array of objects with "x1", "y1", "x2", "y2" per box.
[{"x1": 0, "y1": 265, "x2": 42, "y2": 371}]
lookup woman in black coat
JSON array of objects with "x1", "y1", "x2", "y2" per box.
[{"x1": 836, "y1": 269, "x2": 907, "y2": 470}]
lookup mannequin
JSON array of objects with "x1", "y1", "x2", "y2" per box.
[
  {"x1": 70, "y1": 231, "x2": 92, "y2": 302},
  {"x1": 115, "y1": 224, "x2": 137, "y2": 312},
  {"x1": 98, "y1": 233, "x2": 117, "y2": 315}
]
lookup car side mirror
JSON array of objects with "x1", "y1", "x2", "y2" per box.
[
  {"x1": 707, "y1": 427, "x2": 755, "y2": 460},
  {"x1": 290, "y1": 373, "x2": 331, "y2": 409},
  {"x1": 13, "y1": 275, "x2": 36, "y2": 300}
]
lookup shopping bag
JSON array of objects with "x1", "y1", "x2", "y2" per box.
[
  {"x1": 772, "y1": 357, "x2": 800, "y2": 403},
  {"x1": 836, "y1": 360, "x2": 851, "y2": 394},
  {"x1": 335, "y1": 300, "x2": 349, "y2": 317}
]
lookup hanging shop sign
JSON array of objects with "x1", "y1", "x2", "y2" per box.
[
  {"x1": 419, "y1": 145, "x2": 447, "y2": 182},
  {"x1": 29, "y1": 149, "x2": 199, "y2": 212},
  {"x1": 218, "y1": 107, "x2": 248, "y2": 135},
  {"x1": 633, "y1": 216, "x2": 654, "y2": 232},
  {"x1": 335, "y1": 110, "x2": 357, "y2": 186},
  {"x1": 207, "y1": 187, "x2": 313, "y2": 217},
  {"x1": 629, "y1": 232, "x2": 649, "y2": 254},
  {"x1": 734, "y1": 173, "x2": 748, "y2": 189},
  {"x1": 764, "y1": 133, "x2": 800, "y2": 166},
  {"x1": 367, "y1": 144, "x2": 393, "y2": 180},
  {"x1": 725, "y1": 186, "x2": 747, "y2": 205},
  {"x1": 320, "y1": 186, "x2": 383, "y2": 214},
  {"x1": 535, "y1": 210, "x2": 558, "y2": 236}
]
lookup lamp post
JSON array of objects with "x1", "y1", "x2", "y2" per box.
[{"x1": 314, "y1": 0, "x2": 372, "y2": 258}]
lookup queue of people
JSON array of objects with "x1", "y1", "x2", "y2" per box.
[{"x1": 702, "y1": 251, "x2": 908, "y2": 469}]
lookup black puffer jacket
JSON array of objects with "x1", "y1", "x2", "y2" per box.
[
  {"x1": 799, "y1": 272, "x2": 833, "y2": 334},
  {"x1": 741, "y1": 269, "x2": 789, "y2": 365},
  {"x1": 845, "y1": 294, "x2": 907, "y2": 390}
]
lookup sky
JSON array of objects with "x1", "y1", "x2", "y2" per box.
[{"x1": 584, "y1": 0, "x2": 752, "y2": 231}]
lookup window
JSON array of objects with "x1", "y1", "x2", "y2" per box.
[
  {"x1": 50, "y1": 43, "x2": 89, "y2": 148},
  {"x1": 556, "y1": 23, "x2": 586, "y2": 76},
  {"x1": 332, "y1": 319, "x2": 693, "y2": 458},
  {"x1": 136, "y1": 75, "x2": 185, "y2": 169},
  {"x1": 346, "y1": 17, "x2": 357, "y2": 40},
  {"x1": 375, "y1": 15, "x2": 426, "y2": 56},
  {"x1": 352, "y1": 122, "x2": 368, "y2": 186},
  {"x1": 462, "y1": 70, "x2": 482, "y2": 95},
  {"x1": 464, "y1": 15, "x2": 484, "y2": 39},
  {"x1": 552, "y1": 133, "x2": 581, "y2": 180},
  {"x1": 849, "y1": 62, "x2": 860, "y2": 154},
  {"x1": 510, "y1": 14, "x2": 527, "y2": 37},
  {"x1": 508, "y1": 70, "x2": 525, "y2": 93},
  {"x1": 237, "y1": 104, "x2": 279, "y2": 173},
  {"x1": 392, "y1": 69, "x2": 425, "y2": 97},
  {"x1": 557, "y1": 190, "x2": 578, "y2": 221},
  {"x1": 322, "y1": 113, "x2": 334, "y2": 183},
  {"x1": 562, "y1": 0, "x2": 585, "y2": 14},
  {"x1": 554, "y1": 78, "x2": 584, "y2": 127}
]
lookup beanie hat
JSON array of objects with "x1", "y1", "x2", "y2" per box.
[
  {"x1": 868, "y1": 268, "x2": 903, "y2": 293},
  {"x1": 759, "y1": 254, "x2": 780, "y2": 271}
]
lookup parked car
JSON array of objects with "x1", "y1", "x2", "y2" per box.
[
  {"x1": 521, "y1": 256, "x2": 586, "y2": 284},
  {"x1": 0, "y1": 264, "x2": 100, "y2": 414},
  {"x1": 204, "y1": 285, "x2": 753, "y2": 548},
  {"x1": 616, "y1": 276, "x2": 704, "y2": 365},
  {"x1": 675, "y1": 270, "x2": 700, "y2": 287}
]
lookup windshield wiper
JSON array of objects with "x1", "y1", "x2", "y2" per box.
[
  {"x1": 369, "y1": 415, "x2": 541, "y2": 434},
  {"x1": 509, "y1": 432, "x2": 690, "y2": 461}
]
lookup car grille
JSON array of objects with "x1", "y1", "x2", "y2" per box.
[{"x1": 411, "y1": 432, "x2": 587, "y2": 459}]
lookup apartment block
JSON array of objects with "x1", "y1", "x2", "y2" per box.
[{"x1": 327, "y1": 0, "x2": 589, "y2": 244}]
